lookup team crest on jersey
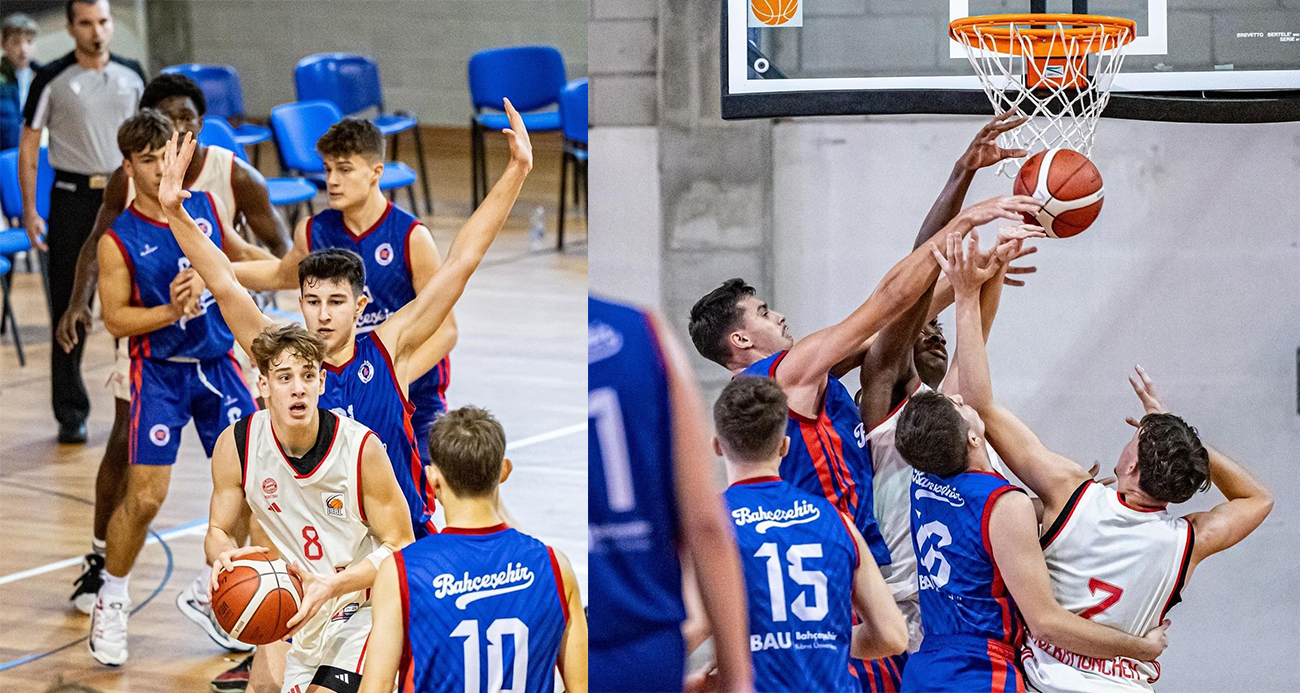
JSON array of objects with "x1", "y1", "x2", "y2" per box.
[
  {"x1": 195, "y1": 217, "x2": 214, "y2": 237},
  {"x1": 374, "y1": 243, "x2": 394, "y2": 266},
  {"x1": 149, "y1": 424, "x2": 170, "y2": 446},
  {"x1": 732, "y1": 499, "x2": 820, "y2": 534},
  {"x1": 587, "y1": 320, "x2": 623, "y2": 364},
  {"x1": 322, "y1": 492, "x2": 346, "y2": 517},
  {"x1": 358, "y1": 361, "x2": 374, "y2": 384},
  {"x1": 262, "y1": 478, "x2": 278, "y2": 500},
  {"x1": 434, "y1": 562, "x2": 535, "y2": 609}
]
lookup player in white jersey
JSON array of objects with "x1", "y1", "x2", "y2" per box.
[
  {"x1": 948, "y1": 245, "x2": 1273, "y2": 692},
  {"x1": 205, "y1": 323, "x2": 416, "y2": 693}
]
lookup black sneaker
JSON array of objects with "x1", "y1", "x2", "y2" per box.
[
  {"x1": 71, "y1": 553, "x2": 105, "y2": 615},
  {"x1": 211, "y1": 654, "x2": 254, "y2": 693}
]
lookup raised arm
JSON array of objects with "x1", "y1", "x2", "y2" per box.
[
  {"x1": 357, "y1": 555, "x2": 403, "y2": 693},
  {"x1": 56, "y1": 168, "x2": 130, "y2": 353},
  {"x1": 553, "y1": 548, "x2": 590, "y2": 693},
  {"x1": 377, "y1": 99, "x2": 532, "y2": 383},
  {"x1": 159, "y1": 131, "x2": 271, "y2": 355},
  {"x1": 845, "y1": 516, "x2": 908, "y2": 660},
  {"x1": 989, "y1": 491, "x2": 1168, "y2": 661},
  {"x1": 230, "y1": 157, "x2": 292, "y2": 256},
  {"x1": 941, "y1": 232, "x2": 1088, "y2": 512},
  {"x1": 659, "y1": 312, "x2": 753, "y2": 693},
  {"x1": 402, "y1": 224, "x2": 460, "y2": 381}
]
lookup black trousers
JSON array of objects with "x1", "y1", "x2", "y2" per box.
[{"x1": 43, "y1": 170, "x2": 104, "y2": 427}]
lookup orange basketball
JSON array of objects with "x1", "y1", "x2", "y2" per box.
[
  {"x1": 1012, "y1": 148, "x2": 1105, "y2": 238},
  {"x1": 751, "y1": 0, "x2": 798, "y2": 26},
  {"x1": 211, "y1": 551, "x2": 303, "y2": 645}
]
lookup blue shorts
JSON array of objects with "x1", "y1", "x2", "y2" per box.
[
  {"x1": 855, "y1": 652, "x2": 908, "y2": 693},
  {"x1": 129, "y1": 354, "x2": 256, "y2": 466},
  {"x1": 408, "y1": 359, "x2": 449, "y2": 466},
  {"x1": 591, "y1": 625, "x2": 685, "y2": 693},
  {"x1": 902, "y1": 636, "x2": 1023, "y2": 693}
]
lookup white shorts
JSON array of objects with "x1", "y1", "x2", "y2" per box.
[
  {"x1": 282, "y1": 602, "x2": 372, "y2": 693},
  {"x1": 109, "y1": 339, "x2": 258, "y2": 402}
]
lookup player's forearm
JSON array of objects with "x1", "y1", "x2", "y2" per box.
[
  {"x1": 447, "y1": 162, "x2": 528, "y2": 267},
  {"x1": 407, "y1": 317, "x2": 458, "y2": 381},
  {"x1": 978, "y1": 262, "x2": 1010, "y2": 342},
  {"x1": 102, "y1": 303, "x2": 181, "y2": 339},
  {"x1": 928, "y1": 276, "x2": 955, "y2": 322},
  {"x1": 1034, "y1": 608, "x2": 1159, "y2": 662},
  {"x1": 328, "y1": 558, "x2": 380, "y2": 598},
  {"x1": 67, "y1": 231, "x2": 106, "y2": 311},
  {"x1": 233, "y1": 259, "x2": 287, "y2": 292},
  {"x1": 204, "y1": 526, "x2": 241, "y2": 566},
  {"x1": 18, "y1": 137, "x2": 39, "y2": 212},
  {"x1": 684, "y1": 513, "x2": 752, "y2": 692},
  {"x1": 1205, "y1": 445, "x2": 1271, "y2": 503},
  {"x1": 913, "y1": 165, "x2": 976, "y2": 249},
  {"x1": 954, "y1": 290, "x2": 994, "y2": 410}
]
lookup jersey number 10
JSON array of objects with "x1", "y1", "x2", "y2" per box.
[{"x1": 451, "y1": 618, "x2": 529, "y2": 693}]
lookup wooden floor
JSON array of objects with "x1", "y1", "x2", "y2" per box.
[{"x1": 0, "y1": 125, "x2": 587, "y2": 692}]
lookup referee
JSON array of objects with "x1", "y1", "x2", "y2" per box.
[{"x1": 19, "y1": 0, "x2": 144, "y2": 443}]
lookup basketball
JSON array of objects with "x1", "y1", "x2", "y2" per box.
[
  {"x1": 751, "y1": 0, "x2": 799, "y2": 26},
  {"x1": 211, "y1": 551, "x2": 303, "y2": 645},
  {"x1": 1012, "y1": 148, "x2": 1105, "y2": 239}
]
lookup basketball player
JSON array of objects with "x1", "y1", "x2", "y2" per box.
[
  {"x1": 706, "y1": 375, "x2": 906, "y2": 692},
  {"x1": 238, "y1": 116, "x2": 457, "y2": 470},
  {"x1": 163, "y1": 100, "x2": 531, "y2": 539},
  {"x1": 87, "y1": 109, "x2": 267, "y2": 666},
  {"x1": 894, "y1": 234, "x2": 1169, "y2": 692},
  {"x1": 357, "y1": 406, "x2": 587, "y2": 693},
  {"x1": 59, "y1": 74, "x2": 289, "y2": 630},
  {"x1": 949, "y1": 247, "x2": 1274, "y2": 691},
  {"x1": 589, "y1": 295, "x2": 752, "y2": 693},
  {"x1": 205, "y1": 323, "x2": 416, "y2": 693}
]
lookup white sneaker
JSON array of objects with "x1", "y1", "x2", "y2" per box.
[
  {"x1": 89, "y1": 596, "x2": 130, "y2": 666},
  {"x1": 176, "y1": 574, "x2": 254, "y2": 653}
]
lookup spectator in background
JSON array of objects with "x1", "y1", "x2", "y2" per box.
[
  {"x1": 19, "y1": 0, "x2": 144, "y2": 443},
  {"x1": 1, "y1": 13, "x2": 39, "y2": 149}
]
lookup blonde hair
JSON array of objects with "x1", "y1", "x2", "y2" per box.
[{"x1": 250, "y1": 323, "x2": 326, "y2": 372}]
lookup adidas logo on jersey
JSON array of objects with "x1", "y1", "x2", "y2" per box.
[
  {"x1": 731, "y1": 499, "x2": 820, "y2": 534},
  {"x1": 267, "y1": 502, "x2": 282, "y2": 513},
  {"x1": 433, "y1": 562, "x2": 535, "y2": 609}
]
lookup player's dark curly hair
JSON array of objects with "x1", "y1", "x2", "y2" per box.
[
  {"x1": 316, "y1": 118, "x2": 385, "y2": 163},
  {"x1": 140, "y1": 73, "x2": 207, "y2": 117},
  {"x1": 689, "y1": 278, "x2": 755, "y2": 367},
  {"x1": 1136, "y1": 413, "x2": 1210, "y2": 503},
  {"x1": 116, "y1": 108, "x2": 173, "y2": 159},
  {"x1": 896, "y1": 390, "x2": 970, "y2": 477},
  {"x1": 298, "y1": 248, "x2": 366, "y2": 297},
  {"x1": 714, "y1": 376, "x2": 788, "y2": 462}
]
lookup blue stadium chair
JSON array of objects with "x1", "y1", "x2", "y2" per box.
[
  {"x1": 0, "y1": 147, "x2": 52, "y2": 299},
  {"x1": 0, "y1": 254, "x2": 21, "y2": 366},
  {"x1": 161, "y1": 64, "x2": 272, "y2": 165},
  {"x1": 199, "y1": 116, "x2": 318, "y2": 220},
  {"x1": 467, "y1": 46, "x2": 567, "y2": 206},
  {"x1": 294, "y1": 53, "x2": 432, "y2": 215},
  {"x1": 268, "y1": 101, "x2": 419, "y2": 213},
  {"x1": 557, "y1": 78, "x2": 588, "y2": 251}
]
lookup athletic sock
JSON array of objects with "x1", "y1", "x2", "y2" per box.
[
  {"x1": 100, "y1": 572, "x2": 130, "y2": 602},
  {"x1": 91, "y1": 538, "x2": 107, "y2": 558}
]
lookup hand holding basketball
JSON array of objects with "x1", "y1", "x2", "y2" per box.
[
  {"x1": 501, "y1": 98, "x2": 534, "y2": 174},
  {"x1": 955, "y1": 195, "x2": 1042, "y2": 231},
  {"x1": 159, "y1": 131, "x2": 196, "y2": 212},
  {"x1": 958, "y1": 110, "x2": 1030, "y2": 172},
  {"x1": 209, "y1": 545, "x2": 273, "y2": 600},
  {"x1": 283, "y1": 561, "x2": 337, "y2": 633}
]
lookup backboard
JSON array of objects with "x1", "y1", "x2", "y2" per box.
[{"x1": 722, "y1": 0, "x2": 1300, "y2": 122}]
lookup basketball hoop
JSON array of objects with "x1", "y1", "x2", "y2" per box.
[{"x1": 949, "y1": 14, "x2": 1136, "y2": 177}]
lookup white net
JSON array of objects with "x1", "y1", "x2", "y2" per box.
[{"x1": 952, "y1": 16, "x2": 1134, "y2": 177}]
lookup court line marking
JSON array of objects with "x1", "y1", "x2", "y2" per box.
[{"x1": 0, "y1": 421, "x2": 587, "y2": 586}]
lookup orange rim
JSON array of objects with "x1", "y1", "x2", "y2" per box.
[{"x1": 949, "y1": 14, "x2": 1136, "y2": 58}]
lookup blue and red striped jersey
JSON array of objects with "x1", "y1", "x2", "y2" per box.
[
  {"x1": 910, "y1": 468, "x2": 1026, "y2": 647},
  {"x1": 319, "y1": 332, "x2": 435, "y2": 537},
  {"x1": 396, "y1": 525, "x2": 568, "y2": 693},
  {"x1": 741, "y1": 351, "x2": 891, "y2": 567},
  {"x1": 105, "y1": 193, "x2": 233, "y2": 361}
]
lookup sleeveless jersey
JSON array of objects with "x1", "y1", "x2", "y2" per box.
[
  {"x1": 236, "y1": 409, "x2": 379, "y2": 655},
  {"x1": 320, "y1": 332, "x2": 435, "y2": 536},
  {"x1": 104, "y1": 192, "x2": 233, "y2": 361},
  {"x1": 127, "y1": 145, "x2": 237, "y2": 232},
  {"x1": 725, "y1": 477, "x2": 860, "y2": 693},
  {"x1": 1022, "y1": 481, "x2": 1194, "y2": 692},
  {"x1": 587, "y1": 295, "x2": 687, "y2": 647},
  {"x1": 396, "y1": 525, "x2": 568, "y2": 693},
  {"x1": 306, "y1": 202, "x2": 449, "y2": 410},
  {"x1": 742, "y1": 351, "x2": 891, "y2": 567},
  {"x1": 910, "y1": 468, "x2": 1026, "y2": 647}
]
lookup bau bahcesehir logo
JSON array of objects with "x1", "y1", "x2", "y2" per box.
[
  {"x1": 732, "y1": 498, "x2": 821, "y2": 534},
  {"x1": 433, "y1": 562, "x2": 535, "y2": 609}
]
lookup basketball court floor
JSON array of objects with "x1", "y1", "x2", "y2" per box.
[{"x1": 0, "y1": 129, "x2": 587, "y2": 691}]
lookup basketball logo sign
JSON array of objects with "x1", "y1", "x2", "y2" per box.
[
  {"x1": 322, "y1": 493, "x2": 346, "y2": 518},
  {"x1": 358, "y1": 360, "x2": 375, "y2": 384},
  {"x1": 374, "y1": 243, "x2": 394, "y2": 266},
  {"x1": 196, "y1": 217, "x2": 214, "y2": 238},
  {"x1": 149, "y1": 424, "x2": 171, "y2": 447},
  {"x1": 749, "y1": 0, "x2": 801, "y2": 28}
]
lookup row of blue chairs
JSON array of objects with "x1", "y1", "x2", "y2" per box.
[{"x1": 0, "y1": 146, "x2": 53, "y2": 366}]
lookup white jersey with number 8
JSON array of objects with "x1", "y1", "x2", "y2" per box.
[{"x1": 1022, "y1": 480, "x2": 1193, "y2": 692}]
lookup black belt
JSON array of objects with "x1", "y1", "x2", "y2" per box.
[{"x1": 53, "y1": 169, "x2": 111, "y2": 191}]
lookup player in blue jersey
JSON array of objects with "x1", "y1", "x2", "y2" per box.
[
  {"x1": 358, "y1": 406, "x2": 587, "y2": 693},
  {"x1": 163, "y1": 100, "x2": 531, "y2": 544},
  {"x1": 688, "y1": 196, "x2": 1035, "y2": 691},
  {"x1": 589, "y1": 295, "x2": 752, "y2": 693},
  {"x1": 702, "y1": 376, "x2": 905, "y2": 692},
  {"x1": 890, "y1": 234, "x2": 1169, "y2": 693},
  {"x1": 246, "y1": 118, "x2": 456, "y2": 472},
  {"x1": 88, "y1": 109, "x2": 274, "y2": 666}
]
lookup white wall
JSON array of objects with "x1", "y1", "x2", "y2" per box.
[
  {"x1": 588, "y1": 126, "x2": 661, "y2": 304},
  {"x1": 772, "y1": 115, "x2": 1300, "y2": 691}
]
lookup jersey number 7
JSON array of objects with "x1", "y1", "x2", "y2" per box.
[{"x1": 1079, "y1": 578, "x2": 1123, "y2": 620}]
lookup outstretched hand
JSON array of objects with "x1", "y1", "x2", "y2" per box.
[
  {"x1": 1125, "y1": 365, "x2": 1169, "y2": 427},
  {"x1": 159, "y1": 131, "x2": 196, "y2": 212},
  {"x1": 956, "y1": 195, "x2": 1041, "y2": 231},
  {"x1": 500, "y1": 98, "x2": 533, "y2": 174},
  {"x1": 957, "y1": 111, "x2": 1030, "y2": 172},
  {"x1": 932, "y1": 229, "x2": 1000, "y2": 295}
]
